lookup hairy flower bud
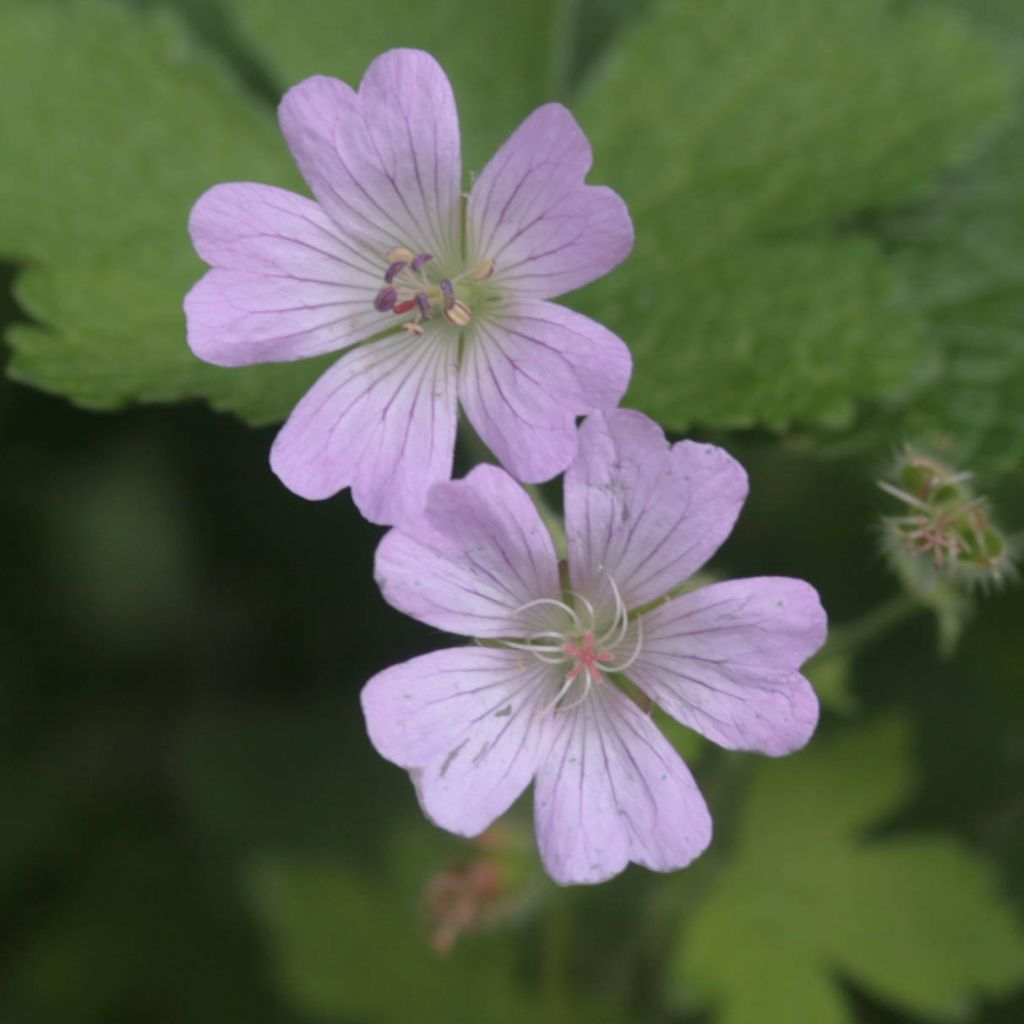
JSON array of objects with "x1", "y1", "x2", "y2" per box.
[{"x1": 879, "y1": 447, "x2": 1014, "y2": 590}]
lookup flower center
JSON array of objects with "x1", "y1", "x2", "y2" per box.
[
  {"x1": 373, "y1": 246, "x2": 494, "y2": 335},
  {"x1": 562, "y1": 631, "x2": 614, "y2": 683},
  {"x1": 499, "y1": 575, "x2": 643, "y2": 713}
]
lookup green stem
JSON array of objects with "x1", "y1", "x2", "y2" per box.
[
  {"x1": 542, "y1": 888, "x2": 572, "y2": 1024},
  {"x1": 825, "y1": 591, "x2": 923, "y2": 659}
]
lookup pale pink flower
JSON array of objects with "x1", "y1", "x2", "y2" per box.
[
  {"x1": 185, "y1": 49, "x2": 633, "y2": 525},
  {"x1": 362, "y1": 411, "x2": 827, "y2": 885}
]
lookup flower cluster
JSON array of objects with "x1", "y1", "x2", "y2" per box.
[
  {"x1": 363, "y1": 411, "x2": 825, "y2": 883},
  {"x1": 185, "y1": 49, "x2": 827, "y2": 885}
]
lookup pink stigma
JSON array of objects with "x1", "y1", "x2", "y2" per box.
[{"x1": 562, "y1": 631, "x2": 614, "y2": 682}]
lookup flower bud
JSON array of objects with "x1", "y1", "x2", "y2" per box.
[{"x1": 879, "y1": 447, "x2": 1013, "y2": 590}]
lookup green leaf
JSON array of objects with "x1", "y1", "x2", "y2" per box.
[
  {"x1": 247, "y1": 854, "x2": 541, "y2": 1024},
  {"x1": 0, "y1": 0, "x2": 327, "y2": 424},
  {"x1": 180, "y1": 713, "x2": 386, "y2": 859},
  {"x1": 672, "y1": 719, "x2": 1024, "y2": 1024},
  {"x1": 888, "y1": 126, "x2": 1024, "y2": 478},
  {"x1": 573, "y1": 0, "x2": 1015, "y2": 431},
  {"x1": 4, "y1": 828, "x2": 284, "y2": 1024},
  {"x1": 216, "y1": 0, "x2": 563, "y2": 172}
]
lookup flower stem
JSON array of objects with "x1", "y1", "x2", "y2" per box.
[
  {"x1": 825, "y1": 591, "x2": 923, "y2": 658},
  {"x1": 542, "y1": 888, "x2": 572, "y2": 1023}
]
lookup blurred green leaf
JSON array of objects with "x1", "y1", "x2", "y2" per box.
[
  {"x1": 181, "y1": 713, "x2": 388, "y2": 859},
  {"x1": 4, "y1": 827, "x2": 286, "y2": 1024},
  {"x1": 802, "y1": 650, "x2": 856, "y2": 715},
  {"x1": 248, "y1": 854, "x2": 539, "y2": 1024},
  {"x1": 672, "y1": 719, "x2": 1024, "y2": 1024},
  {"x1": 0, "y1": 0, "x2": 330, "y2": 424},
  {"x1": 217, "y1": 0, "x2": 562, "y2": 172},
  {"x1": 574, "y1": 0, "x2": 1015, "y2": 431},
  {"x1": 887, "y1": 127, "x2": 1024, "y2": 478}
]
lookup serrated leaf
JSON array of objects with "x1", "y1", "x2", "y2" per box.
[
  {"x1": 888, "y1": 127, "x2": 1024, "y2": 477},
  {"x1": 0, "y1": 1, "x2": 325, "y2": 424},
  {"x1": 573, "y1": 0, "x2": 1014, "y2": 431},
  {"x1": 217, "y1": 0, "x2": 561, "y2": 173},
  {"x1": 672, "y1": 719, "x2": 1024, "y2": 1024}
]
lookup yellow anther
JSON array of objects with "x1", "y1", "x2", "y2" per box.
[
  {"x1": 386, "y1": 246, "x2": 417, "y2": 264},
  {"x1": 443, "y1": 300, "x2": 472, "y2": 327},
  {"x1": 403, "y1": 321, "x2": 426, "y2": 335},
  {"x1": 471, "y1": 259, "x2": 495, "y2": 281}
]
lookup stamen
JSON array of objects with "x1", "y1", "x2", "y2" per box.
[
  {"x1": 386, "y1": 246, "x2": 417, "y2": 264},
  {"x1": 509, "y1": 596, "x2": 582, "y2": 630},
  {"x1": 374, "y1": 286, "x2": 398, "y2": 312},
  {"x1": 597, "y1": 574, "x2": 630, "y2": 649},
  {"x1": 393, "y1": 298, "x2": 418, "y2": 315},
  {"x1": 403, "y1": 322, "x2": 425, "y2": 335},
  {"x1": 443, "y1": 300, "x2": 472, "y2": 327},
  {"x1": 416, "y1": 292, "x2": 433, "y2": 319},
  {"x1": 603, "y1": 619, "x2": 643, "y2": 674},
  {"x1": 412, "y1": 252, "x2": 434, "y2": 272},
  {"x1": 568, "y1": 590, "x2": 596, "y2": 628},
  {"x1": 471, "y1": 259, "x2": 495, "y2": 281},
  {"x1": 384, "y1": 260, "x2": 407, "y2": 283},
  {"x1": 440, "y1": 279, "x2": 455, "y2": 310}
]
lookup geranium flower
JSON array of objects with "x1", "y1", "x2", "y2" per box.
[
  {"x1": 362, "y1": 411, "x2": 827, "y2": 885},
  {"x1": 185, "y1": 49, "x2": 633, "y2": 525}
]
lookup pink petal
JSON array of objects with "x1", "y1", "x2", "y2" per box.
[
  {"x1": 630, "y1": 578, "x2": 826, "y2": 755},
  {"x1": 534, "y1": 685, "x2": 711, "y2": 885},
  {"x1": 185, "y1": 183, "x2": 394, "y2": 366},
  {"x1": 278, "y1": 51, "x2": 462, "y2": 266},
  {"x1": 459, "y1": 300, "x2": 631, "y2": 483},
  {"x1": 565, "y1": 411, "x2": 749, "y2": 610},
  {"x1": 467, "y1": 104, "x2": 633, "y2": 299},
  {"x1": 374, "y1": 464, "x2": 561, "y2": 638},
  {"x1": 362, "y1": 647, "x2": 555, "y2": 837},
  {"x1": 270, "y1": 331, "x2": 457, "y2": 525}
]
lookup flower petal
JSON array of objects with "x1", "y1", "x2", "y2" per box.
[
  {"x1": 534, "y1": 684, "x2": 711, "y2": 885},
  {"x1": 565, "y1": 410, "x2": 749, "y2": 610},
  {"x1": 467, "y1": 104, "x2": 633, "y2": 299},
  {"x1": 270, "y1": 330, "x2": 457, "y2": 525},
  {"x1": 374, "y1": 464, "x2": 561, "y2": 638},
  {"x1": 459, "y1": 300, "x2": 631, "y2": 483},
  {"x1": 630, "y1": 578, "x2": 827, "y2": 755},
  {"x1": 278, "y1": 51, "x2": 462, "y2": 266},
  {"x1": 362, "y1": 647, "x2": 555, "y2": 837},
  {"x1": 185, "y1": 184, "x2": 396, "y2": 366}
]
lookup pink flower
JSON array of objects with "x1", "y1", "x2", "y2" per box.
[
  {"x1": 362, "y1": 411, "x2": 827, "y2": 885},
  {"x1": 185, "y1": 49, "x2": 633, "y2": 525}
]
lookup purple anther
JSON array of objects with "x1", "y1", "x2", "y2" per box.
[
  {"x1": 440, "y1": 279, "x2": 455, "y2": 310},
  {"x1": 374, "y1": 286, "x2": 398, "y2": 312},
  {"x1": 416, "y1": 292, "x2": 432, "y2": 319},
  {"x1": 384, "y1": 260, "x2": 407, "y2": 284},
  {"x1": 411, "y1": 252, "x2": 434, "y2": 272}
]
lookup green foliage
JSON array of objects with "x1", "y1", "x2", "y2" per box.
[
  {"x1": 573, "y1": 0, "x2": 1014, "y2": 430},
  {"x1": 3, "y1": 828, "x2": 284, "y2": 1024},
  {"x1": 672, "y1": 719, "x2": 1024, "y2": 1024},
  {"x1": 888, "y1": 126, "x2": 1024, "y2": 477},
  {"x1": 0, "y1": 0, "x2": 329, "y2": 424},
  {"x1": 217, "y1": 0, "x2": 561, "y2": 172},
  {"x1": 181, "y1": 713, "x2": 382, "y2": 858},
  {"x1": 247, "y1": 855, "x2": 540, "y2": 1024}
]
